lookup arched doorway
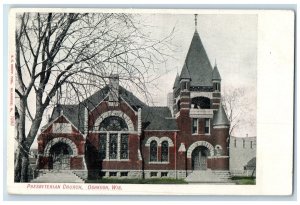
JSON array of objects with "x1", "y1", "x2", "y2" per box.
[
  {"x1": 192, "y1": 146, "x2": 210, "y2": 170},
  {"x1": 49, "y1": 142, "x2": 73, "y2": 170}
]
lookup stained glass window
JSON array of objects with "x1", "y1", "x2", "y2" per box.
[
  {"x1": 99, "y1": 116, "x2": 128, "y2": 131},
  {"x1": 109, "y1": 134, "x2": 118, "y2": 159},
  {"x1": 161, "y1": 141, "x2": 169, "y2": 162},
  {"x1": 150, "y1": 141, "x2": 157, "y2": 162},
  {"x1": 99, "y1": 134, "x2": 107, "y2": 160},
  {"x1": 120, "y1": 134, "x2": 128, "y2": 159}
]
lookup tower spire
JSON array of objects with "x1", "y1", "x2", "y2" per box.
[{"x1": 194, "y1": 14, "x2": 198, "y2": 30}]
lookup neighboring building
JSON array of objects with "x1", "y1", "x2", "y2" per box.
[
  {"x1": 36, "y1": 18, "x2": 232, "y2": 180},
  {"x1": 230, "y1": 136, "x2": 256, "y2": 176}
]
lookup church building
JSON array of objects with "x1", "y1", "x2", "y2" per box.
[{"x1": 36, "y1": 16, "x2": 231, "y2": 180}]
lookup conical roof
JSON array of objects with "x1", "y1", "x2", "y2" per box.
[
  {"x1": 213, "y1": 105, "x2": 230, "y2": 126},
  {"x1": 180, "y1": 30, "x2": 213, "y2": 86},
  {"x1": 173, "y1": 73, "x2": 180, "y2": 89},
  {"x1": 212, "y1": 65, "x2": 221, "y2": 81},
  {"x1": 180, "y1": 63, "x2": 191, "y2": 80}
]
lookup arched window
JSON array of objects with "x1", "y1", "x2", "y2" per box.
[
  {"x1": 161, "y1": 141, "x2": 169, "y2": 162},
  {"x1": 99, "y1": 116, "x2": 128, "y2": 131},
  {"x1": 150, "y1": 141, "x2": 158, "y2": 162}
]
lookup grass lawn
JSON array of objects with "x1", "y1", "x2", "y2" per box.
[
  {"x1": 85, "y1": 178, "x2": 188, "y2": 184},
  {"x1": 231, "y1": 176, "x2": 256, "y2": 185}
]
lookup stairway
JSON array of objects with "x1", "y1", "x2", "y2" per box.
[
  {"x1": 31, "y1": 170, "x2": 84, "y2": 183},
  {"x1": 185, "y1": 170, "x2": 233, "y2": 183}
]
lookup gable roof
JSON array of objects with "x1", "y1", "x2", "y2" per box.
[
  {"x1": 48, "y1": 87, "x2": 177, "y2": 133},
  {"x1": 141, "y1": 107, "x2": 178, "y2": 131},
  {"x1": 180, "y1": 30, "x2": 213, "y2": 87},
  {"x1": 50, "y1": 104, "x2": 85, "y2": 132}
]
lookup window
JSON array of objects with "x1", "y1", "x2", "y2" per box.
[
  {"x1": 120, "y1": 134, "x2": 129, "y2": 159},
  {"x1": 150, "y1": 141, "x2": 158, "y2": 161},
  {"x1": 150, "y1": 172, "x2": 157, "y2": 177},
  {"x1": 109, "y1": 172, "x2": 117, "y2": 177},
  {"x1": 234, "y1": 139, "x2": 237, "y2": 147},
  {"x1": 205, "y1": 118, "x2": 210, "y2": 134},
  {"x1": 161, "y1": 141, "x2": 169, "y2": 162},
  {"x1": 250, "y1": 141, "x2": 253, "y2": 149},
  {"x1": 99, "y1": 116, "x2": 128, "y2": 131},
  {"x1": 214, "y1": 83, "x2": 221, "y2": 91},
  {"x1": 120, "y1": 172, "x2": 128, "y2": 177},
  {"x1": 181, "y1": 82, "x2": 188, "y2": 90},
  {"x1": 243, "y1": 139, "x2": 245, "y2": 148},
  {"x1": 53, "y1": 123, "x2": 72, "y2": 133},
  {"x1": 109, "y1": 134, "x2": 118, "y2": 159},
  {"x1": 161, "y1": 172, "x2": 168, "y2": 177},
  {"x1": 99, "y1": 134, "x2": 107, "y2": 160},
  {"x1": 192, "y1": 118, "x2": 198, "y2": 134}
]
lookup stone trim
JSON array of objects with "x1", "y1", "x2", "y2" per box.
[
  {"x1": 94, "y1": 110, "x2": 134, "y2": 131},
  {"x1": 145, "y1": 136, "x2": 174, "y2": 147},
  {"x1": 44, "y1": 137, "x2": 78, "y2": 156},
  {"x1": 186, "y1": 141, "x2": 214, "y2": 158}
]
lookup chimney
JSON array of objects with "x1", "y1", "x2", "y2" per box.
[{"x1": 108, "y1": 74, "x2": 119, "y2": 103}]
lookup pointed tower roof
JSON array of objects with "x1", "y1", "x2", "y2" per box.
[
  {"x1": 213, "y1": 105, "x2": 230, "y2": 126},
  {"x1": 180, "y1": 63, "x2": 191, "y2": 80},
  {"x1": 212, "y1": 64, "x2": 221, "y2": 81},
  {"x1": 173, "y1": 73, "x2": 180, "y2": 89},
  {"x1": 180, "y1": 29, "x2": 213, "y2": 87}
]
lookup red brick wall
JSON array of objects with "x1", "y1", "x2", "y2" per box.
[
  {"x1": 142, "y1": 131, "x2": 177, "y2": 170},
  {"x1": 212, "y1": 127, "x2": 230, "y2": 156},
  {"x1": 37, "y1": 115, "x2": 85, "y2": 156},
  {"x1": 207, "y1": 157, "x2": 229, "y2": 170},
  {"x1": 70, "y1": 157, "x2": 84, "y2": 169}
]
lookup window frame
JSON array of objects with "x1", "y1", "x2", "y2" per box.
[
  {"x1": 204, "y1": 118, "x2": 210, "y2": 134},
  {"x1": 192, "y1": 118, "x2": 198, "y2": 134},
  {"x1": 149, "y1": 140, "x2": 158, "y2": 162},
  {"x1": 161, "y1": 141, "x2": 169, "y2": 162}
]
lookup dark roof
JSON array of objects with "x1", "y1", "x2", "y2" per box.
[
  {"x1": 212, "y1": 65, "x2": 221, "y2": 81},
  {"x1": 173, "y1": 73, "x2": 180, "y2": 89},
  {"x1": 212, "y1": 105, "x2": 230, "y2": 126},
  {"x1": 48, "y1": 87, "x2": 177, "y2": 132},
  {"x1": 50, "y1": 104, "x2": 85, "y2": 132},
  {"x1": 142, "y1": 107, "x2": 178, "y2": 131},
  {"x1": 180, "y1": 63, "x2": 191, "y2": 80},
  {"x1": 81, "y1": 85, "x2": 146, "y2": 111},
  {"x1": 245, "y1": 157, "x2": 256, "y2": 168},
  {"x1": 180, "y1": 30, "x2": 213, "y2": 87}
]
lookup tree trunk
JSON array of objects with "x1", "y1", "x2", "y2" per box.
[
  {"x1": 14, "y1": 99, "x2": 30, "y2": 182},
  {"x1": 20, "y1": 154, "x2": 29, "y2": 182},
  {"x1": 14, "y1": 147, "x2": 22, "y2": 182}
]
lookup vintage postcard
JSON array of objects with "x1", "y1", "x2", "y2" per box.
[{"x1": 6, "y1": 8, "x2": 294, "y2": 195}]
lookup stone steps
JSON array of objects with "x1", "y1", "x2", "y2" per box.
[
  {"x1": 31, "y1": 170, "x2": 84, "y2": 183},
  {"x1": 185, "y1": 170, "x2": 232, "y2": 183}
]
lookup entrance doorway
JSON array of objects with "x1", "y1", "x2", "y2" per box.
[
  {"x1": 49, "y1": 142, "x2": 73, "y2": 170},
  {"x1": 192, "y1": 146, "x2": 210, "y2": 170}
]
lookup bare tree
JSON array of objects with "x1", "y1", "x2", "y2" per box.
[
  {"x1": 222, "y1": 87, "x2": 256, "y2": 136},
  {"x1": 14, "y1": 12, "x2": 174, "y2": 182}
]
